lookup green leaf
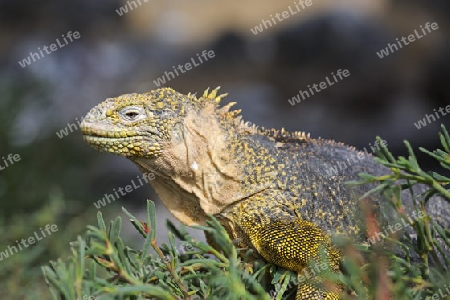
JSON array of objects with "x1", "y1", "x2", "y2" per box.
[
  {"x1": 97, "y1": 211, "x2": 107, "y2": 232},
  {"x1": 109, "y1": 216, "x2": 122, "y2": 246}
]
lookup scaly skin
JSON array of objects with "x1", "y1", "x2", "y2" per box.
[{"x1": 80, "y1": 87, "x2": 449, "y2": 299}]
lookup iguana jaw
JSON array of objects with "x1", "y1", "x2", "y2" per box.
[
  {"x1": 80, "y1": 98, "x2": 165, "y2": 159},
  {"x1": 81, "y1": 126, "x2": 162, "y2": 158}
]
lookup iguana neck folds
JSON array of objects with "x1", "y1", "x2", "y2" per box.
[{"x1": 135, "y1": 102, "x2": 268, "y2": 225}]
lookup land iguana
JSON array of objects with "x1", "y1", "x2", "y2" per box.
[{"x1": 80, "y1": 87, "x2": 450, "y2": 299}]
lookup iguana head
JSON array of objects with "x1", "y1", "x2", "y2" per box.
[
  {"x1": 81, "y1": 88, "x2": 221, "y2": 159},
  {"x1": 81, "y1": 87, "x2": 252, "y2": 225}
]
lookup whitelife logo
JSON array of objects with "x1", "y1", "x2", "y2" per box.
[
  {"x1": 288, "y1": 69, "x2": 350, "y2": 106},
  {"x1": 0, "y1": 153, "x2": 21, "y2": 171},
  {"x1": 376, "y1": 22, "x2": 438, "y2": 59},
  {"x1": 153, "y1": 50, "x2": 215, "y2": 87},
  {"x1": 0, "y1": 224, "x2": 58, "y2": 261},
  {"x1": 93, "y1": 172, "x2": 156, "y2": 209},
  {"x1": 18, "y1": 31, "x2": 81, "y2": 68},
  {"x1": 56, "y1": 116, "x2": 84, "y2": 139},
  {"x1": 413, "y1": 105, "x2": 450, "y2": 129},
  {"x1": 116, "y1": 0, "x2": 150, "y2": 16},
  {"x1": 250, "y1": 0, "x2": 313, "y2": 35},
  {"x1": 325, "y1": 139, "x2": 387, "y2": 177}
]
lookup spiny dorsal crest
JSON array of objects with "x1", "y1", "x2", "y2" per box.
[
  {"x1": 190, "y1": 87, "x2": 311, "y2": 142},
  {"x1": 198, "y1": 87, "x2": 311, "y2": 141},
  {"x1": 196, "y1": 87, "x2": 241, "y2": 118},
  {"x1": 258, "y1": 126, "x2": 311, "y2": 143},
  {"x1": 201, "y1": 86, "x2": 228, "y2": 103}
]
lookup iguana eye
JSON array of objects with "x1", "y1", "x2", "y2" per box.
[
  {"x1": 119, "y1": 107, "x2": 145, "y2": 121},
  {"x1": 125, "y1": 111, "x2": 138, "y2": 118}
]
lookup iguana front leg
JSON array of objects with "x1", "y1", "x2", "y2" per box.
[{"x1": 234, "y1": 202, "x2": 342, "y2": 299}]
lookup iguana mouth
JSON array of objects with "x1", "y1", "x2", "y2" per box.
[
  {"x1": 82, "y1": 131, "x2": 160, "y2": 158},
  {"x1": 81, "y1": 126, "x2": 139, "y2": 139}
]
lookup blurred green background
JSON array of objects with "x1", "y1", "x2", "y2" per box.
[{"x1": 0, "y1": 0, "x2": 449, "y2": 299}]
